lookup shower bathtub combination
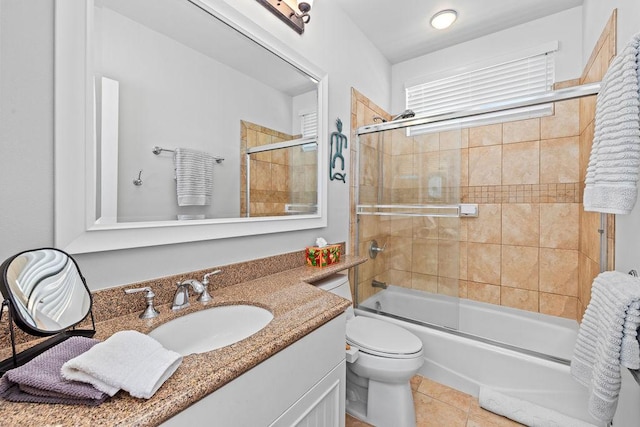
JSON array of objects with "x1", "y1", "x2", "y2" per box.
[
  {"x1": 358, "y1": 287, "x2": 599, "y2": 425},
  {"x1": 352, "y1": 82, "x2": 629, "y2": 426}
]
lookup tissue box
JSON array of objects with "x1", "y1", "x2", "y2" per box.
[{"x1": 306, "y1": 244, "x2": 341, "y2": 267}]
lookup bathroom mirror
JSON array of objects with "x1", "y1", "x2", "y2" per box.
[
  {"x1": 0, "y1": 248, "x2": 93, "y2": 336},
  {"x1": 55, "y1": 0, "x2": 328, "y2": 253}
]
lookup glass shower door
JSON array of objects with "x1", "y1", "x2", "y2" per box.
[{"x1": 355, "y1": 124, "x2": 462, "y2": 330}]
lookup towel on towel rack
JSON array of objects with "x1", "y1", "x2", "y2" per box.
[
  {"x1": 61, "y1": 330, "x2": 182, "y2": 399},
  {"x1": 174, "y1": 147, "x2": 214, "y2": 206},
  {"x1": 0, "y1": 336, "x2": 108, "y2": 405},
  {"x1": 571, "y1": 271, "x2": 640, "y2": 423},
  {"x1": 583, "y1": 32, "x2": 640, "y2": 214}
]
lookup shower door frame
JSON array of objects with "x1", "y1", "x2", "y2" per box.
[{"x1": 353, "y1": 81, "x2": 603, "y2": 313}]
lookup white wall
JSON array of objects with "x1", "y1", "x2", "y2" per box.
[
  {"x1": 583, "y1": 0, "x2": 640, "y2": 274},
  {"x1": 390, "y1": 7, "x2": 583, "y2": 114},
  {"x1": 0, "y1": 0, "x2": 55, "y2": 252},
  {"x1": 0, "y1": 0, "x2": 390, "y2": 290}
]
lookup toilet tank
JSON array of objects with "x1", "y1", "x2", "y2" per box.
[{"x1": 311, "y1": 273, "x2": 353, "y2": 303}]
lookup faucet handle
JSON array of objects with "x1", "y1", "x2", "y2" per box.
[
  {"x1": 124, "y1": 287, "x2": 160, "y2": 319},
  {"x1": 199, "y1": 270, "x2": 221, "y2": 304},
  {"x1": 202, "y1": 269, "x2": 222, "y2": 285}
]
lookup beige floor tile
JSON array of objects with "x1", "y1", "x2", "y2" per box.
[
  {"x1": 345, "y1": 414, "x2": 373, "y2": 427},
  {"x1": 417, "y1": 377, "x2": 473, "y2": 412},
  {"x1": 414, "y1": 392, "x2": 468, "y2": 427},
  {"x1": 467, "y1": 415, "x2": 523, "y2": 427},
  {"x1": 411, "y1": 374, "x2": 423, "y2": 391}
]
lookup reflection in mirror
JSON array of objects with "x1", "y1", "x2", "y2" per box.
[
  {"x1": 0, "y1": 249, "x2": 93, "y2": 336},
  {"x1": 93, "y1": 0, "x2": 319, "y2": 223},
  {"x1": 241, "y1": 121, "x2": 318, "y2": 217}
]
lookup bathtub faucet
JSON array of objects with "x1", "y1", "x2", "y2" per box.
[{"x1": 372, "y1": 279, "x2": 387, "y2": 289}]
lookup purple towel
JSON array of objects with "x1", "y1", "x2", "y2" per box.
[{"x1": 0, "y1": 336, "x2": 108, "y2": 405}]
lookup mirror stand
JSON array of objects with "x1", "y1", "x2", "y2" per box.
[{"x1": 0, "y1": 300, "x2": 96, "y2": 375}]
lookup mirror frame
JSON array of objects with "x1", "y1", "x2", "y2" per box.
[{"x1": 54, "y1": 0, "x2": 328, "y2": 253}]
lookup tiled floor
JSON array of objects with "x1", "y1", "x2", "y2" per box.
[{"x1": 345, "y1": 375, "x2": 524, "y2": 427}]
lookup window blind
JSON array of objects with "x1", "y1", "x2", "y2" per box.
[
  {"x1": 300, "y1": 110, "x2": 317, "y2": 138},
  {"x1": 406, "y1": 49, "x2": 556, "y2": 135}
]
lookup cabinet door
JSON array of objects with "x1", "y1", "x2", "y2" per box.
[
  {"x1": 160, "y1": 313, "x2": 346, "y2": 427},
  {"x1": 270, "y1": 361, "x2": 346, "y2": 427}
]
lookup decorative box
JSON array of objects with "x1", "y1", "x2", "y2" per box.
[{"x1": 306, "y1": 244, "x2": 341, "y2": 267}]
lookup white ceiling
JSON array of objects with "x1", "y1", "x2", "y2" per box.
[{"x1": 334, "y1": 0, "x2": 584, "y2": 64}]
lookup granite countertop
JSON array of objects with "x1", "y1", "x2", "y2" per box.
[{"x1": 0, "y1": 255, "x2": 366, "y2": 426}]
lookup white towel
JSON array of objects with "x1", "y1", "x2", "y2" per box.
[
  {"x1": 583, "y1": 32, "x2": 640, "y2": 214},
  {"x1": 570, "y1": 271, "x2": 640, "y2": 423},
  {"x1": 174, "y1": 148, "x2": 215, "y2": 206},
  {"x1": 61, "y1": 330, "x2": 183, "y2": 399},
  {"x1": 479, "y1": 387, "x2": 600, "y2": 427}
]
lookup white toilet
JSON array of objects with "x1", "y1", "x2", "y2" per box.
[{"x1": 312, "y1": 273, "x2": 424, "y2": 427}]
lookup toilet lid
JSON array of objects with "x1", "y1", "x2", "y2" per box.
[{"x1": 346, "y1": 316, "x2": 423, "y2": 358}]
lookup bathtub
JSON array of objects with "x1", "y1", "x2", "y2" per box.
[{"x1": 357, "y1": 285, "x2": 605, "y2": 426}]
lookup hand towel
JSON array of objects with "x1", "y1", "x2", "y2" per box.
[
  {"x1": 570, "y1": 271, "x2": 640, "y2": 423},
  {"x1": 61, "y1": 330, "x2": 182, "y2": 399},
  {"x1": 0, "y1": 336, "x2": 108, "y2": 405},
  {"x1": 583, "y1": 32, "x2": 640, "y2": 214},
  {"x1": 174, "y1": 148, "x2": 214, "y2": 206}
]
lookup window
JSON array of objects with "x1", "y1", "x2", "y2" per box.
[
  {"x1": 405, "y1": 46, "x2": 556, "y2": 135},
  {"x1": 300, "y1": 110, "x2": 318, "y2": 138}
]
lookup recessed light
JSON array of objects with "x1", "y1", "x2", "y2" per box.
[{"x1": 430, "y1": 9, "x2": 458, "y2": 30}]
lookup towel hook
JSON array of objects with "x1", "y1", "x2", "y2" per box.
[{"x1": 133, "y1": 170, "x2": 143, "y2": 186}]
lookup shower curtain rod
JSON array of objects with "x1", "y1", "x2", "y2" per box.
[{"x1": 356, "y1": 81, "x2": 601, "y2": 136}]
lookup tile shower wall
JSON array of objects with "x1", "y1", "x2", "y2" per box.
[
  {"x1": 351, "y1": 86, "x2": 584, "y2": 318},
  {"x1": 459, "y1": 100, "x2": 582, "y2": 319},
  {"x1": 578, "y1": 11, "x2": 617, "y2": 319}
]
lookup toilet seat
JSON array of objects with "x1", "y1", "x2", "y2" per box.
[{"x1": 346, "y1": 316, "x2": 423, "y2": 359}]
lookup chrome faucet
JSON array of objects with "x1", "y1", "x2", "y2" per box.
[{"x1": 172, "y1": 279, "x2": 206, "y2": 311}]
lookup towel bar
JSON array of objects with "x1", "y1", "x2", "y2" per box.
[{"x1": 152, "y1": 146, "x2": 224, "y2": 163}]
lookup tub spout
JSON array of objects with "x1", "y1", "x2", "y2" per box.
[{"x1": 372, "y1": 279, "x2": 387, "y2": 289}]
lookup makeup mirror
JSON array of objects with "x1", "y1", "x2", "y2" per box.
[{"x1": 0, "y1": 248, "x2": 95, "y2": 372}]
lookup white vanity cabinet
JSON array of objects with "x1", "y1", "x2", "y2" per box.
[{"x1": 161, "y1": 313, "x2": 347, "y2": 427}]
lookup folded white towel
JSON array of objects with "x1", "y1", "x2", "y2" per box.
[
  {"x1": 174, "y1": 148, "x2": 215, "y2": 206},
  {"x1": 61, "y1": 330, "x2": 182, "y2": 399},
  {"x1": 571, "y1": 271, "x2": 640, "y2": 423},
  {"x1": 583, "y1": 32, "x2": 640, "y2": 214}
]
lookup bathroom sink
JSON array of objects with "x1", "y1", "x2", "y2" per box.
[{"x1": 149, "y1": 305, "x2": 273, "y2": 355}]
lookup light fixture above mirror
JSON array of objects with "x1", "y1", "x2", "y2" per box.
[{"x1": 257, "y1": 0, "x2": 314, "y2": 34}]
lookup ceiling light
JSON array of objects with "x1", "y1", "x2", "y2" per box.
[{"x1": 430, "y1": 9, "x2": 458, "y2": 30}]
